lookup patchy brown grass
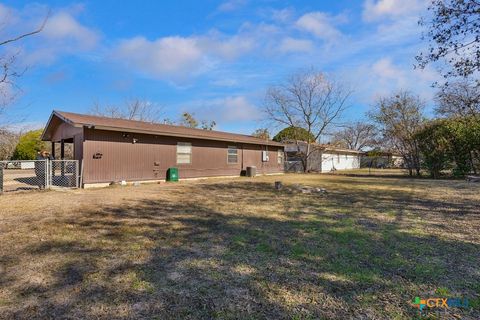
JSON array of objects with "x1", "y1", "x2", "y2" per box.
[{"x1": 0, "y1": 173, "x2": 479, "y2": 319}]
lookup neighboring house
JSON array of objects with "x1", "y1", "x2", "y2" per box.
[
  {"x1": 41, "y1": 111, "x2": 284, "y2": 187},
  {"x1": 284, "y1": 142, "x2": 362, "y2": 172},
  {"x1": 360, "y1": 151, "x2": 404, "y2": 168}
]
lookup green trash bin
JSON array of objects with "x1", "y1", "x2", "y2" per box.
[{"x1": 166, "y1": 167, "x2": 179, "y2": 182}]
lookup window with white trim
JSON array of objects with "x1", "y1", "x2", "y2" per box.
[
  {"x1": 277, "y1": 149, "x2": 284, "y2": 164},
  {"x1": 177, "y1": 142, "x2": 192, "y2": 164},
  {"x1": 227, "y1": 146, "x2": 238, "y2": 164}
]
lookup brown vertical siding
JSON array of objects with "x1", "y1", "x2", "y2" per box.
[{"x1": 82, "y1": 129, "x2": 284, "y2": 184}]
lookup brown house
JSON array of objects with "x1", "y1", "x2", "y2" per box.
[{"x1": 41, "y1": 111, "x2": 284, "y2": 187}]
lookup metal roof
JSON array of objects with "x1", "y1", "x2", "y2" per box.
[{"x1": 42, "y1": 110, "x2": 284, "y2": 147}]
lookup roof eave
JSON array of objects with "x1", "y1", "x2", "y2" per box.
[
  {"x1": 40, "y1": 112, "x2": 55, "y2": 141},
  {"x1": 41, "y1": 111, "x2": 82, "y2": 141}
]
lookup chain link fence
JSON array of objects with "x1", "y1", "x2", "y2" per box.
[
  {"x1": 285, "y1": 161, "x2": 304, "y2": 173},
  {"x1": 0, "y1": 160, "x2": 79, "y2": 193},
  {"x1": 50, "y1": 160, "x2": 79, "y2": 188}
]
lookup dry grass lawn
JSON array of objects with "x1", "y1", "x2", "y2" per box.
[{"x1": 0, "y1": 172, "x2": 479, "y2": 319}]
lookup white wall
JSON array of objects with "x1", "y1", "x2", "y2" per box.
[{"x1": 321, "y1": 152, "x2": 360, "y2": 172}]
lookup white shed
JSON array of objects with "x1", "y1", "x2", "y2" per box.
[
  {"x1": 284, "y1": 142, "x2": 362, "y2": 172},
  {"x1": 319, "y1": 148, "x2": 362, "y2": 172},
  {"x1": 20, "y1": 161, "x2": 35, "y2": 169}
]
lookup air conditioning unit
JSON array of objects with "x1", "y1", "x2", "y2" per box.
[{"x1": 262, "y1": 151, "x2": 269, "y2": 162}]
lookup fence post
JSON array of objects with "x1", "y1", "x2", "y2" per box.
[
  {"x1": 75, "y1": 160, "x2": 80, "y2": 188},
  {"x1": 45, "y1": 160, "x2": 50, "y2": 189},
  {"x1": 0, "y1": 166, "x2": 3, "y2": 194},
  {"x1": 79, "y1": 159, "x2": 84, "y2": 189}
]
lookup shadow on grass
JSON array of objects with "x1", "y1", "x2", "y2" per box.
[{"x1": 2, "y1": 181, "x2": 479, "y2": 319}]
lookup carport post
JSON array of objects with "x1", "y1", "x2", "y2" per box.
[
  {"x1": 50, "y1": 142, "x2": 56, "y2": 177},
  {"x1": 60, "y1": 139, "x2": 65, "y2": 176},
  {"x1": 51, "y1": 141, "x2": 55, "y2": 159},
  {"x1": 60, "y1": 139, "x2": 65, "y2": 159}
]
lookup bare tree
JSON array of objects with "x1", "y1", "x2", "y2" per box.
[
  {"x1": 264, "y1": 69, "x2": 351, "y2": 172},
  {"x1": 435, "y1": 79, "x2": 480, "y2": 118},
  {"x1": 252, "y1": 128, "x2": 270, "y2": 140},
  {"x1": 90, "y1": 103, "x2": 218, "y2": 130},
  {"x1": 179, "y1": 112, "x2": 199, "y2": 128},
  {"x1": 90, "y1": 98, "x2": 164, "y2": 123},
  {"x1": 369, "y1": 91, "x2": 425, "y2": 176},
  {"x1": 0, "y1": 128, "x2": 18, "y2": 160},
  {"x1": 416, "y1": 0, "x2": 480, "y2": 83},
  {"x1": 331, "y1": 122, "x2": 379, "y2": 151},
  {"x1": 0, "y1": 12, "x2": 49, "y2": 117},
  {"x1": 177, "y1": 112, "x2": 216, "y2": 130},
  {"x1": 200, "y1": 120, "x2": 216, "y2": 130}
]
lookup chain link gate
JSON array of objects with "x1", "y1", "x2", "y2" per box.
[
  {"x1": 0, "y1": 160, "x2": 79, "y2": 193},
  {"x1": 49, "y1": 160, "x2": 80, "y2": 189}
]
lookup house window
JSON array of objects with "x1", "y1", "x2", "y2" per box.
[
  {"x1": 277, "y1": 149, "x2": 284, "y2": 164},
  {"x1": 177, "y1": 142, "x2": 192, "y2": 164},
  {"x1": 262, "y1": 150, "x2": 269, "y2": 162},
  {"x1": 227, "y1": 146, "x2": 238, "y2": 164},
  {"x1": 337, "y1": 153, "x2": 340, "y2": 163}
]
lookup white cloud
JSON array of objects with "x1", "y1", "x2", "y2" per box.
[
  {"x1": 184, "y1": 96, "x2": 260, "y2": 123},
  {"x1": 372, "y1": 58, "x2": 438, "y2": 94},
  {"x1": 362, "y1": 0, "x2": 426, "y2": 22},
  {"x1": 5, "y1": 121, "x2": 46, "y2": 133},
  {"x1": 279, "y1": 37, "x2": 313, "y2": 53},
  {"x1": 344, "y1": 57, "x2": 440, "y2": 104},
  {"x1": 270, "y1": 8, "x2": 295, "y2": 23},
  {"x1": 42, "y1": 12, "x2": 99, "y2": 50},
  {"x1": 0, "y1": 4, "x2": 100, "y2": 65},
  {"x1": 114, "y1": 36, "x2": 205, "y2": 80},
  {"x1": 296, "y1": 12, "x2": 344, "y2": 41},
  {"x1": 219, "y1": 96, "x2": 260, "y2": 121},
  {"x1": 111, "y1": 30, "x2": 258, "y2": 81},
  {"x1": 210, "y1": 78, "x2": 238, "y2": 87},
  {"x1": 0, "y1": 3, "x2": 19, "y2": 27},
  {"x1": 217, "y1": 0, "x2": 248, "y2": 12},
  {"x1": 372, "y1": 58, "x2": 405, "y2": 81},
  {"x1": 198, "y1": 32, "x2": 255, "y2": 60}
]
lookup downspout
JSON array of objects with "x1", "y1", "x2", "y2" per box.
[
  {"x1": 265, "y1": 144, "x2": 268, "y2": 174},
  {"x1": 241, "y1": 145, "x2": 244, "y2": 172}
]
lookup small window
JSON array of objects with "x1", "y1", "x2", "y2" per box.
[
  {"x1": 337, "y1": 154, "x2": 340, "y2": 163},
  {"x1": 227, "y1": 146, "x2": 238, "y2": 164},
  {"x1": 177, "y1": 142, "x2": 192, "y2": 164},
  {"x1": 262, "y1": 150, "x2": 269, "y2": 162},
  {"x1": 277, "y1": 150, "x2": 284, "y2": 164}
]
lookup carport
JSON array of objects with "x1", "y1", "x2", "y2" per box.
[{"x1": 41, "y1": 112, "x2": 84, "y2": 161}]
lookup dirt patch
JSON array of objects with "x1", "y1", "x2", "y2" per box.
[{"x1": 0, "y1": 174, "x2": 479, "y2": 319}]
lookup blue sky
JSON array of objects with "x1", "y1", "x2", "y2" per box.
[{"x1": 0, "y1": 0, "x2": 437, "y2": 135}]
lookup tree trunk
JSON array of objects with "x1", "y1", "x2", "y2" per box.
[
  {"x1": 404, "y1": 156, "x2": 413, "y2": 176},
  {"x1": 303, "y1": 142, "x2": 311, "y2": 173},
  {"x1": 469, "y1": 151, "x2": 477, "y2": 175}
]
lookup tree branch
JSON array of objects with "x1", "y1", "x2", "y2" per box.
[{"x1": 0, "y1": 11, "x2": 50, "y2": 47}]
